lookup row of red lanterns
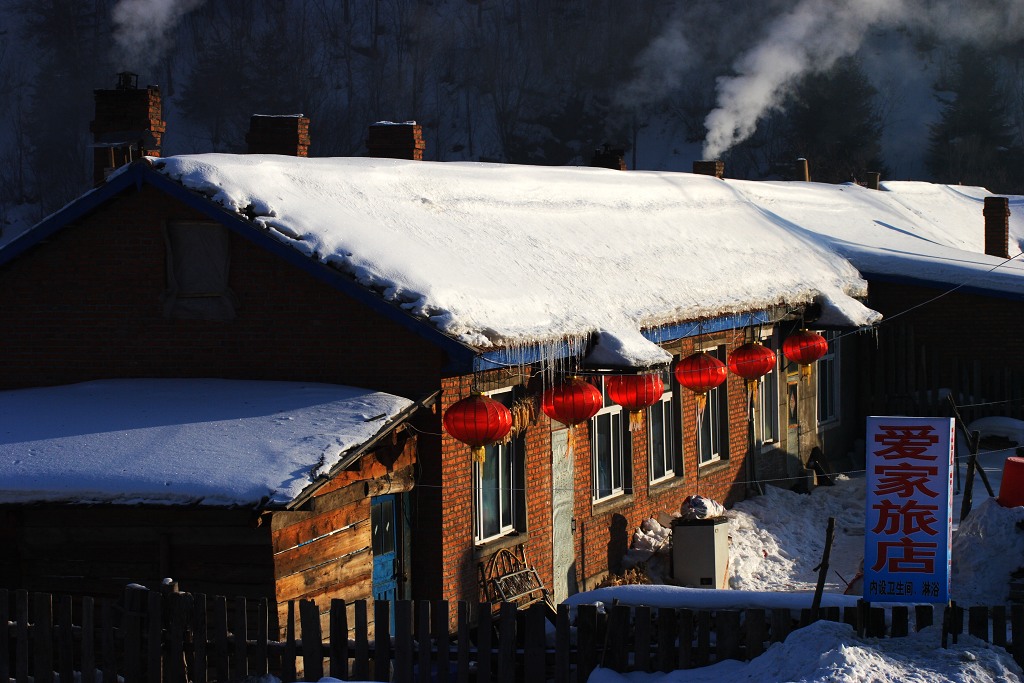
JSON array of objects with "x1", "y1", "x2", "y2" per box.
[{"x1": 443, "y1": 330, "x2": 829, "y2": 458}]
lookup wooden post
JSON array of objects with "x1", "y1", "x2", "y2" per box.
[
  {"x1": 455, "y1": 602, "x2": 470, "y2": 683},
  {"x1": 811, "y1": 517, "x2": 836, "y2": 620},
  {"x1": 32, "y1": 593, "x2": 54, "y2": 683},
  {"x1": 329, "y1": 599, "x2": 349, "y2": 681},
  {"x1": 745, "y1": 608, "x2": 767, "y2": 661},
  {"x1": 716, "y1": 610, "x2": 741, "y2": 661},
  {"x1": 434, "y1": 600, "x2": 450, "y2": 683},
  {"x1": 300, "y1": 599, "x2": 324, "y2": 682},
  {"x1": 416, "y1": 600, "x2": 431, "y2": 682},
  {"x1": 81, "y1": 596, "x2": 96, "y2": 683},
  {"x1": 374, "y1": 600, "x2": 391, "y2": 682},
  {"x1": 16, "y1": 590, "x2": 29, "y2": 683},
  {"x1": 656, "y1": 607, "x2": 678, "y2": 672},
  {"x1": 191, "y1": 593, "x2": 208, "y2": 683},
  {"x1": 211, "y1": 596, "x2": 230, "y2": 683},
  {"x1": 576, "y1": 604, "x2": 597, "y2": 680},
  {"x1": 352, "y1": 600, "x2": 369, "y2": 681},
  {"x1": 497, "y1": 603, "x2": 516, "y2": 683},
  {"x1": 254, "y1": 598, "x2": 269, "y2": 678},
  {"x1": 524, "y1": 605, "x2": 547, "y2": 681},
  {"x1": 123, "y1": 587, "x2": 145, "y2": 683},
  {"x1": 146, "y1": 591, "x2": 163, "y2": 683},
  {"x1": 476, "y1": 604, "x2": 493, "y2": 681},
  {"x1": 392, "y1": 600, "x2": 412, "y2": 682},
  {"x1": 56, "y1": 595, "x2": 73, "y2": 683},
  {"x1": 164, "y1": 593, "x2": 186, "y2": 683},
  {"x1": 232, "y1": 596, "x2": 248, "y2": 682},
  {"x1": 633, "y1": 606, "x2": 652, "y2": 672},
  {"x1": 555, "y1": 604, "x2": 572, "y2": 682}
]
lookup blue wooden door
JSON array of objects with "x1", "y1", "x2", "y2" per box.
[{"x1": 371, "y1": 494, "x2": 398, "y2": 603}]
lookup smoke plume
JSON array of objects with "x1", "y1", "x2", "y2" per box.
[
  {"x1": 703, "y1": 0, "x2": 907, "y2": 159},
  {"x1": 700, "y1": 0, "x2": 1024, "y2": 159},
  {"x1": 112, "y1": 0, "x2": 205, "y2": 73}
]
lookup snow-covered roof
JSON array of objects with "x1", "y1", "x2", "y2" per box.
[
  {"x1": 148, "y1": 155, "x2": 883, "y2": 366},
  {"x1": 732, "y1": 179, "x2": 1024, "y2": 293},
  {"x1": 0, "y1": 379, "x2": 415, "y2": 506}
]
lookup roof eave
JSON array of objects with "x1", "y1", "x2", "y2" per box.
[{"x1": 283, "y1": 390, "x2": 438, "y2": 511}]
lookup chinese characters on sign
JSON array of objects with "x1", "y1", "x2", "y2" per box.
[{"x1": 864, "y1": 416, "x2": 955, "y2": 603}]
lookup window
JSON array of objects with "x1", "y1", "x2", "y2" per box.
[
  {"x1": 648, "y1": 368, "x2": 677, "y2": 483},
  {"x1": 698, "y1": 346, "x2": 728, "y2": 465},
  {"x1": 474, "y1": 389, "x2": 524, "y2": 543},
  {"x1": 592, "y1": 378, "x2": 632, "y2": 501},
  {"x1": 757, "y1": 342, "x2": 780, "y2": 448},
  {"x1": 164, "y1": 221, "x2": 237, "y2": 320},
  {"x1": 817, "y1": 331, "x2": 840, "y2": 426}
]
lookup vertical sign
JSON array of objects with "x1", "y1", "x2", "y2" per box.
[{"x1": 864, "y1": 416, "x2": 955, "y2": 603}]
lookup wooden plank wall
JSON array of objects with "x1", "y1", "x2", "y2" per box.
[
  {"x1": 858, "y1": 320, "x2": 1024, "y2": 427},
  {"x1": 268, "y1": 434, "x2": 418, "y2": 640}
]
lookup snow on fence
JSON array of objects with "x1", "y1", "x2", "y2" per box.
[{"x1": 1, "y1": 586, "x2": 1023, "y2": 682}]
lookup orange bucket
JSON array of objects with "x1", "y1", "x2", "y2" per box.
[{"x1": 997, "y1": 456, "x2": 1024, "y2": 508}]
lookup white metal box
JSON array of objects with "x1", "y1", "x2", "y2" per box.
[{"x1": 671, "y1": 517, "x2": 729, "y2": 589}]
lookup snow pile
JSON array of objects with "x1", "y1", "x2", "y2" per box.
[
  {"x1": 588, "y1": 619, "x2": 1022, "y2": 683},
  {"x1": 952, "y1": 498, "x2": 1024, "y2": 605},
  {"x1": 726, "y1": 477, "x2": 866, "y2": 592}
]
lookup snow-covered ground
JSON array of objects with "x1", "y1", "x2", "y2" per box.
[{"x1": 570, "y1": 417, "x2": 1024, "y2": 681}]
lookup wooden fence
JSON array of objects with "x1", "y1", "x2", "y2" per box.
[{"x1": 2, "y1": 587, "x2": 1023, "y2": 683}]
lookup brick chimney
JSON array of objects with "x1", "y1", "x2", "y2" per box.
[
  {"x1": 366, "y1": 122, "x2": 425, "y2": 160},
  {"x1": 90, "y1": 72, "x2": 165, "y2": 185},
  {"x1": 983, "y1": 196, "x2": 1011, "y2": 259},
  {"x1": 796, "y1": 158, "x2": 810, "y2": 182},
  {"x1": 590, "y1": 144, "x2": 627, "y2": 170},
  {"x1": 692, "y1": 160, "x2": 724, "y2": 178},
  {"x1": 246, "y1": 115, "x2": 311, "y2": 156}
]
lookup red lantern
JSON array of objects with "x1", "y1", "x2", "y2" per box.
[
  {"x1": 782, "y1": 329, "x2": 828, "y2": 378},
  {"x1": 727, "y1": 342, "x2": 777, "y2": 380},
  {"x1": 541, "y1": 377, "x2": 603, "y2": 427},
  {"x1": 674, "y1": 352, "x2": 728, "y2": 394},
  {"x1": 607, "y1": 373, "x2": 665, "y2": 431},
  {"x1": 728, "y1": 342, "x2": 776, "y2": 398},
  {"x1": 443, "y1": 393, "x2": 513, "y2": 463}
]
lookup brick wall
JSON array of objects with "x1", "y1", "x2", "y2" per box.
[{"x1": 0, "y1": 185, "x2": 445, "y2": 398}]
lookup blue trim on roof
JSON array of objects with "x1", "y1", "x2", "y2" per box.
[
  {"x1": 0, "y1": 162, "x2": 478, "y2": 373},
  {"x1": 861, "y1": 270, "x2": 1024, "y2": 302},
  {"x1": 474, "y1": 310, "x2": 774, "y2": 370}
]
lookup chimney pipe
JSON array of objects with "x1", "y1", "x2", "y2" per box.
[
  {"x1": 366, "y1": 121, "x2": 425, "y2": 160},
  {"x1": 246, "y1": 114, "x2": 310, "y2": 156},
  {"x1": 796, "y1": 158, "x2": 810, "y2": 182},
  {"x1": 865, "y1": 172, "x2": 881, "y2": 190},
  {"x1": 90, "y1": 72, "x2": 166, "y2": 185},
  {"x1": 983, "y1": 196, "x2": 1010, "y2": 259},
  {"x1": 590, "y1": 144, "x2": 627, "y2": 170},
  {"x1": 692, "y1": 160, "x2": 724, "y2": 179}
]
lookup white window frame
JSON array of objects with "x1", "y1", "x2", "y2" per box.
[
  {"x1": 592, "y1": 378, "x2": 629, "y2": 502},
  {"x1": 698, "y1": 345, "x2": 727, "y2": 466},
  {"x1": 473, "y1": 388, "x2": 521, "y2": 544},
  {"x1": 648, "y1": 384, "x2": 676, "y2": 484},
  {"x1": 756, "y1": 336, "x2": 781, "y2": 450},
  {"x1": 816, "y1": 331, "x2": 841, "y2": 427}
]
